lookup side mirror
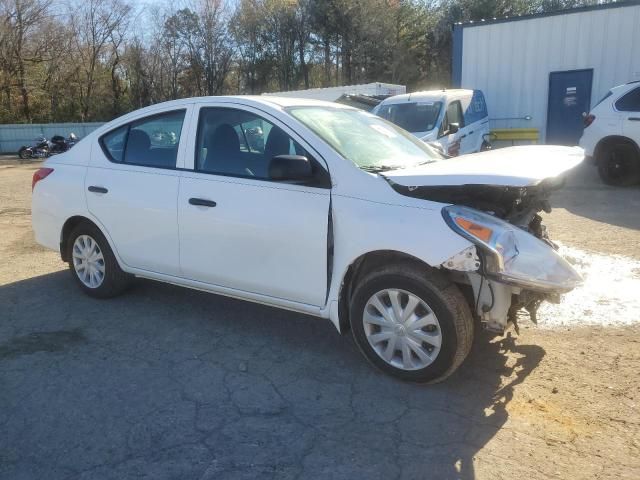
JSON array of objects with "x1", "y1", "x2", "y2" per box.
[
  {"x1": 448, "y1": 123, "x2": 460, "y2": 135},
  {"x1": 269, "y1": 155, "x2": 312, "y2": 181}
]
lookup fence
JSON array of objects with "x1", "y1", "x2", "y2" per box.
[{"x1": 0, "y1": 123, "x2": 104, "y2": 154}]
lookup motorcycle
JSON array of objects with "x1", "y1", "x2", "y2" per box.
[
  {"x1": 18, "y1": 136, "x2": 51, "y2": 160},
  {"x1": 50, "y1": 132, "x2": 79, "y2": 155},
  {"x1": 18, "y1": 133, "x2": 79, "y2": 159}
]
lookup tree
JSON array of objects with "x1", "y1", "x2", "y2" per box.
[
  {"x1": 70, "y1": 0, "x2": 132, "y2": 121},
  {"x1": 0, "y1": 0, "x2": 53, "y2": 122}
]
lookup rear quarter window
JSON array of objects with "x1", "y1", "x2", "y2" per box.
[
  {"x1": 100, "y1": 126, "x2": 128, "y2": 162},
  {"x1": 615, "y1": 87, "x2": 640, "y2": 112}
]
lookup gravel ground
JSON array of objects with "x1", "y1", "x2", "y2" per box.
[{"x1": 1, "y1": 157, "x2": 639, "y2": 479}]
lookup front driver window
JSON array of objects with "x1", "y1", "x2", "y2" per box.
[{"x1": 195, "y1": 107, "x2": 327, "y2": 186}]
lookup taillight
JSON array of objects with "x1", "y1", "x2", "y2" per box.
[
  {"x1": 584, "y1": 114, "x2": 595, "y2": 128},
  {"x1": 32, "y1": 168, "x2": 54, "y2": 191}
]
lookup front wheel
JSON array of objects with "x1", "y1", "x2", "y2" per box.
[
  {"x1": 66, "y1": 223, "x2": 132, "y2": 298},
  {"x1": 349, "y1": 263, "x2": 474, "y2": 383}
]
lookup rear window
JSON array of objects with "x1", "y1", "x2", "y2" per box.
[{"x1": 376, "y1": 102, "x2": 442, "y2": 133}]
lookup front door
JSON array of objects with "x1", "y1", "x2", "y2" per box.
[
  {"x1": 546, "y1": 69, "x2": 593, "y2": 145},
  {"x1": 178, "y1": 105, "x2": 331, "y2": 307}
]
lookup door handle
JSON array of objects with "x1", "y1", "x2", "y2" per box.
[
  {"x1": 629, "y1": 117, "x2": 640, "y2": 121},
  {"x1": 189, "y1": 198, "x2": 217, "y2": 207},
  {"x1": 88, "y1": 186, "x2": 108, "y2": 194}
]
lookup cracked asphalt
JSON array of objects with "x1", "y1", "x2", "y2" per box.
[{"x1": 1, "y1": 158, "x2": 639, "y2": 479}]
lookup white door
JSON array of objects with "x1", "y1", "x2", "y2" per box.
[
  {"x1": 619, "y1": 86, "x2": 640, "y2": 145},
  {"x1": 86, "y1": 108, "x2": 189, "y2": 276},
  {"x1": 178, "y1": 105, "x2": 331, "y2": 307}
]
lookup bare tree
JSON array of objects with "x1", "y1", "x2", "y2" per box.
[
  {"x1": 1, "y1": 0, "x2": 52, "y2": 122},
  {"x1": 198, "y1": 0, "x2": 233, "y2": 95},
  {"x1": 70, "y1": 0, "x2": 131, "y2": 120}
]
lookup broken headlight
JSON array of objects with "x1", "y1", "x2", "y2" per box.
[{"x1": 442, "y1": 205, "x2": 582, "y2": 292}]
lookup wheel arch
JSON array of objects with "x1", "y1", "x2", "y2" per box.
[
  {"x1": 59, "y1": 215, "x2": 123, "y2": 267},
  {"x1": 594, "y1": 135, "x2": 640, "y2": 162},
  {"x1": 336, "y1": 249, "x2": 441, "y2": 334}
]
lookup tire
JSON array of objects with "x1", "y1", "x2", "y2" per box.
[
  {"x1": 18, "y1": 147, "x2": 31, "y2": 160},
  {"x1": 596, "y1": 142, "x2": 640, "y2": 186},
  {"x1": 66, "y1": 223, "x2": 132, "y2": 298},
  {"x1": 349, "y1": 262, "x2": 474, "y2": 383},
  {"x1": 480, "y1": 141, "x2": 491, "y2": 151}
]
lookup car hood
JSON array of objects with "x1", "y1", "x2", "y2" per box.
[{"x1": 383, "y1": 145, "x2": 584, "y2": 187}]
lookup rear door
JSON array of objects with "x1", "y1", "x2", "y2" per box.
[
  {"x1": 86, "y1": 107, "x2": 190, "y2": 276},
  {"x1": 178, "y1": 103, "x2": 331, "y2": 307},
  {"x1": 546, "y1": 69, "x2": 593, "y2": 145},
  {"x1": 616, "y1": 86, "x2": 640, "y2": 146}
]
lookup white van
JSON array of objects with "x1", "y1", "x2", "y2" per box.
[{"x1": 373, "y1": 89, "x2": 490, "y2": 156}]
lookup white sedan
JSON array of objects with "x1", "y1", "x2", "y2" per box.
[{"x1": 31, "y1": 96, "x2": 582, "y2": 383}]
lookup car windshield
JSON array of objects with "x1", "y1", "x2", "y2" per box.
[
  {"x1": 376, "y1": 101, "x2": 442, "y2": 133},
  {"x1": 287, "y1": 106, "x2": 441, "y2": 172}
]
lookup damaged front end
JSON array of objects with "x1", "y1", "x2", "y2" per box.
[
  {"x1": 395, "y1": 180, "x2": 582, "y2": 333},
  {"x1": 439, "y1": 245, "x2": 564, "y2": 333}
]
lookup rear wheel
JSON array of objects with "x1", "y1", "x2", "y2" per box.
[
  {"x1": 597, "y1": 141, "x2": 640, "y2": 186},
  {"x1": 18, "y1": 147, "x2": 31, "y2": 160},
  {"x1": 66, "y1": 223, "x2": 131, "y2": 298},
  {"x1": 349, "y1": 263, "x2": 474, "y2": 383}
]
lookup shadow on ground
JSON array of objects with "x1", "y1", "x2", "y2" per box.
[
  {"x1": 0, "y1": 271, "x2": 545, "y2": 479},
  {"x1": 551, "y1": 162, "x2": 640, "y2": 231}
]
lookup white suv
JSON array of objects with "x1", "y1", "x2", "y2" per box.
[
  {"x1": 579, "y1": 81, "x2": 640, "y2": 186},
  {"x1": 31, "y1": 96, "x2": 582, "y2": 383}
]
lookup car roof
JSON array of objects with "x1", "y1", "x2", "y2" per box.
[
  {"x1": 610, "y1": 82, "x2": 640, "y2": 94},
  {"x1": 95, "y1": 95, "x2": 356, "y2": 134},
  {"x1": 379, "y1": 89, "x2": 474, "y2": 105},
  {"x1": 145, "y1": 95, "x2": 351, "y2": 110}
]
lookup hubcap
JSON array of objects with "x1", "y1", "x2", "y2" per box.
[
  {"x1": 72, "y1": 235, "x2": 105, "y2": 288},
  {"x1": 363, "y1": 289, "x2": 442, "y2": 371}
]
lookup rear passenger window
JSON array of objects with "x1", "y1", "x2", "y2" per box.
[
  {"x1": 615, "y1": 87, "x2": 640, "y2": 112},
  {"x1": 124, "y1": 110, "x2": 185, "y2": 168},
  {"x1": 99, "y1": 109, "x2": 186, "y2": 168}
]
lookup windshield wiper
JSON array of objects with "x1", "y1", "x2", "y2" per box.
[{"x1": 360, "y1": 165, "x2": 400, "y2": 173}]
